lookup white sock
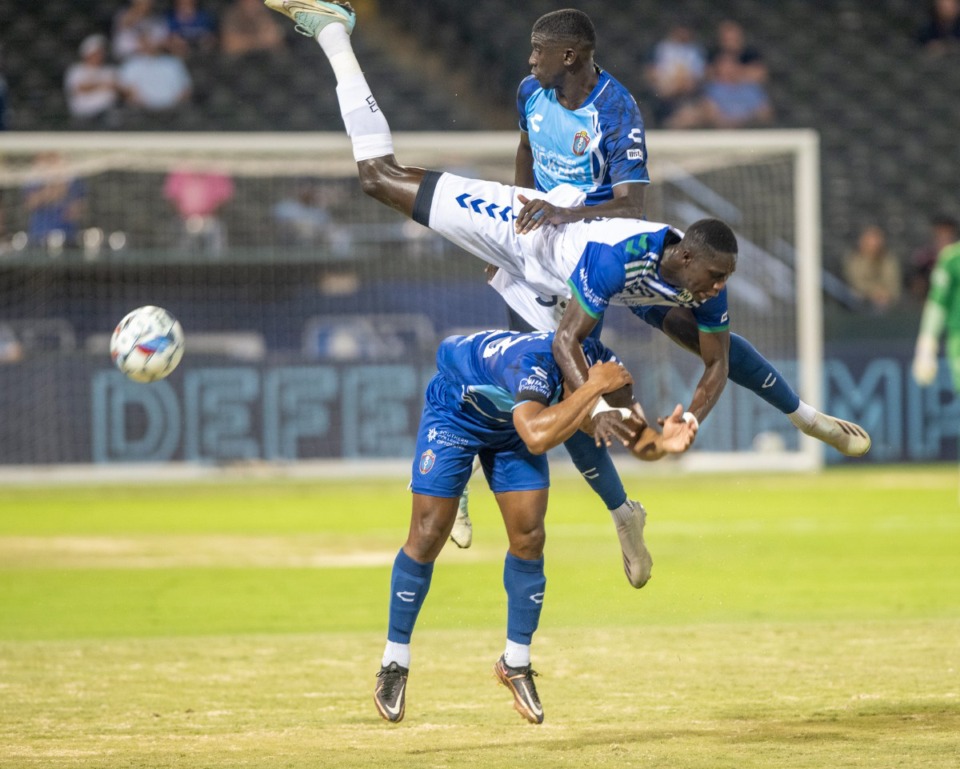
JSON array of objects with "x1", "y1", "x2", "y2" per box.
[
  {"x1": 333, "y1": 74, "x2": 394, "y2": 162},
  {"x1": 787, "y1": 400, "x2": 817, "y2": 429},
  {"x1": 316, "y1": 25, "x2": 360, "y2": 80},
  {"x1": 609, "y1": 498, "x2": 634, "y2": 526},
  {"x1": 503, "y1": 639, "x2": 531, "y2": 668},
  {"x1": 382, "y1": 640, "x2": 411, "y2": 669}
]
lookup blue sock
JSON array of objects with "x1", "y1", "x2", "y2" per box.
[
  {"x1": 563, "y1": 430, "x2": 627, "y2": 510},
  {"x1": 387, "y1": 548, "x2": 434, "y2": 643},
  {"x1": 503, "y1": 552, "x2": 546, "y2": 645},
  {"x1": 728, "y1": 333, "x2": 800, "y2": 414}
]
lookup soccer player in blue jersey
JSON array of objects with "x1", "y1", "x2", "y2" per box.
[
  {"x1": 371, "y1": 327, "x2": 696, "y2": 723},
  {"x1": 452, "y1": 7, "x2": 870, "y2": 550}
]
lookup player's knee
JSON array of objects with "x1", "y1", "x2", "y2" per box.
[
  {"x1": 508, "y1": 523, "x2": 545, "y2": 560},
  {"x1": 406, "y1": 510, "x2": 451, "y2": 559}
]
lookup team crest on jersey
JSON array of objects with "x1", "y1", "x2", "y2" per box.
[
  {"x1": 571, "y1": 130, "x2": 591, "y2": 156},
  {"x1": 419, "y1": 449, "x2": 436, "y2": 474},
  {"x1": 676, "y1": 288, "x2": 694, "y2": 303}
]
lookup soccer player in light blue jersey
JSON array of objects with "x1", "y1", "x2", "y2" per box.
[{"x1": 373, "y1": 327, "x2": 695, "y2": 723}]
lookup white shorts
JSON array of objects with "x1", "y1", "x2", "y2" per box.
[{"x1": 426, "y1": 172, "x2": 583, "y2": 329}]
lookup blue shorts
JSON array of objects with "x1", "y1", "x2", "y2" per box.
[{"x1": 410, "y1": 375, "x2": 550, "y2": 498}]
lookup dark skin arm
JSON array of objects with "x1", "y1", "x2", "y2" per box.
[
  {"x1": 552, "y1": 299, "x2": 639, "y2": 446},
  {"x1": 686, "y1": 328, "x2": 730, "y2": 424},
  {"x1": 512, "y1": 360, "x2": 632, "y2": 455},
  {"x1": 513, "y1": 131, "x2": 647, "y2": 234}
]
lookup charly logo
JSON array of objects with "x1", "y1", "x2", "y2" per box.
[
  {"x1": 572, "y1": 130, "x2": 590, "y2": 156},
  {"x1": 419, "y1": 449, "x2": 436, "y2": 474}
]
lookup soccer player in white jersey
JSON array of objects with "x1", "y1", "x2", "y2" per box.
[
  {"x1": 360, "y1": 327, "x2": 695, "y2": 723},
  {"x1": 455, "y1": 8, "x2": 871, "y2": 549}
]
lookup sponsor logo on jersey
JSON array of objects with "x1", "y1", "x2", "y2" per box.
[
  {"x1": 572, "y1": 130, "x2": 591, "y2": 156},
  {"x1": 419, "y1": 449, "x2": 436, "y2": 474},
  {"x1": 626, "y1": 148, "x2": 645, "y2": 160}
]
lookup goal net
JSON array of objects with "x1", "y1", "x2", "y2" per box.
[{"x1": 0, "y1": 130, "x2": 821, "y2": 475}]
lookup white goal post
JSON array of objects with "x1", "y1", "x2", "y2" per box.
[{"x1": 0, "y1": 130, "x2": 822, "y2": 476}]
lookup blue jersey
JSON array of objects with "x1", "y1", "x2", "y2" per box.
[
  {"x1": 560, "y1": 220, "x2": 730, "y2": 333},
  {"x1": 433, "y1": 329, "x2": 616, "y2": 428},
  {"x1": 411, "y1": 330, "x2": 618, "y2": 497},
  {"x1": 517, "y1": 70, "x2": 649, "y2": 205}
]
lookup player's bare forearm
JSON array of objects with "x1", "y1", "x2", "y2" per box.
[
  {"x1": 686, "y1": 330, "x2": 730, "y2": 423},
  {"x1": 514, "y1": 362, "x2": 631, "y2": 454},
  {"x1": 515, "y1": 133, "x2": 536, "y2": 189},
  {"x1": 551, "y1": 300, "x2": 598, "y2": 390},
  {"x1": 562, "y1": 184, "x2": 647, "y2": 222}
]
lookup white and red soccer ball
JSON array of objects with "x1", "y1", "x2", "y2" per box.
[{"x1": 110, "y1": 305, "x2": 184, "y2": 383}]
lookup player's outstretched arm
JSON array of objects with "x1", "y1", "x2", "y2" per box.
[
  {"x1": 515, "y1": 184, "x2": 647, "y2": 234},
  {"x1": 682, "y1": 328, "x2": 730, "y2": 425},
  {"x1": 629, "y1": 404, "x2": 698, "y2": 461},
  {"x1": 514, "y1": 361, "x2": 632, "y2": 455}
]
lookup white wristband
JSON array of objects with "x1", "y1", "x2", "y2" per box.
[
  {"x1": 591, "y1": 397, "x2": 632, "y2": 420},
  {"x1": 682, "y1": 411, "x2": 699, "y2": 430}
]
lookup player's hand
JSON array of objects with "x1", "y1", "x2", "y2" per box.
[
  {"x1": 592, "y1": 410, "x2": 637, "y2": 447},
  {"x1": 912, "y1": 337, "x2": 938, "y2": 387},
  {"x1": 659, "y1": 404, "x2": 698, "y2": 453},
  {"x1": 585, "y1": 360, "x2": 633, "y2": 393},
  {"x1": 515, "y1": 194, "x2": 571, "y2": 234}
]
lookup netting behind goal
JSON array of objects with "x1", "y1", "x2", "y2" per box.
[{"x1": 0, "y1": 130, "x2": 821, "y2": 473}]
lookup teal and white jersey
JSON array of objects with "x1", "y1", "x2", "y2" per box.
[{"x1": 517, "y1": 70, "x2": 650, "y2": 204}]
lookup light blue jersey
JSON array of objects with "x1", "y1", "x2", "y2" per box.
[{"x1": 517, "y1": 70, "x2": 649, "y2": 204}]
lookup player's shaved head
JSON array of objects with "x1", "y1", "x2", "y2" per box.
[
  {"x1": 532, "y1": 9, "x2": 596, "y2": 50},
  {"x1": 684, "y1": 219, "x2": 739, "y2": 262}
]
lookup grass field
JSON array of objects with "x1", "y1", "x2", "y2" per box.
[{"x1": 0, "y1": 465, "x2": 958, "y2": 768}]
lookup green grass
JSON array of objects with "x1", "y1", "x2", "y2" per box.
[{"x1": 0, "y1": 466, "x2": 958, "y2": 768}]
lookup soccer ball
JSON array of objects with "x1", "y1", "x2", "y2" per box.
[{"x1": 110, "y1": 305, "x2": 185, "y2": 383}]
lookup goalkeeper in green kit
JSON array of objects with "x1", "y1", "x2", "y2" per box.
[{"x1": 913, "y1": 240, "x2": 960, "y2": 389}]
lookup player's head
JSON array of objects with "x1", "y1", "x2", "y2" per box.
[
  {"x1": 529, "y1": 9, "x2": 597, "y2": 88},
  {"x1": 672, "y1": 219, "x2": 738, "y2": 301}
]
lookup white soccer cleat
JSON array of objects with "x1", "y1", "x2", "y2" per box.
[
  {"x1": 264, "y1": 0, "x2": 356, "y2": 37},
  {"x1": 800, "y1": 412, "x2": 871, "y2": 457},
  {"x1": 616, "y1": 500, "x2": 653, "y2": 589},
  {"x1": 450, "y1": 491, "x2": 473, "y2": 549}
]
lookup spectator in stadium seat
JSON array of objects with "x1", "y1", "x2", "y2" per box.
[
  {"x1": 918, "y1": 0, "x2": 960, "y2": 55},
  {"x1": 683, "y1": 51, "x2": 774, "y2": 129},
  {"x1": 167, "y1": 0, "x2": 218, "y2": 57},
  {"x1": 643, "y1": 21, "x2": 707, "y2": 127},
  {"x1": 907, "y1": 214, "x2": 959, "y2": 302},
  {"x1": 163, "y1": 167, "x2": 235, "y2": 257},
  {"x1": 118, "y1": 32, "x2": 193, "y2": 113},
  {"x1": 112, "y1": 0, "x2": 170, "y2": 61},
  {"x1": 64, "y1": 34, "x2": 120, "y2": 128},
  {"x1": 221, "y1": 0, "x2": 285, "y2": 56},
  {"x1": 22, "y1": 152, "x2": 87, "y2": 252},
  {"x1": 843, "y1": 224, "x2": 902, "y2": 313},
  {"x1": 707, "y1": 19, "x2": 768, "y2": 85}
]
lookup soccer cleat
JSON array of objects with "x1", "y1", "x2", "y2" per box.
[
  {"x1": 374, "y1": 661, "x2": 408, "y2": 723},
  {"x1": 616, "y1": 500, "x2": 653, "y2": 589},
  {"x1": 494, "y1": 655, "x2": 544, "y2": 724},
  {"x1": 800, "y1": 412, "x2": 872, "y2": 457},
  {"x1": 263, "y1": 0, "x2": 356, "y2": 38},
  {"x1": 450, "y1": 491, "x2": 473, "y2": 549}
]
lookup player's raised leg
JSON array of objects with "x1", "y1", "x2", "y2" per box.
[{"x1": 657, "y1": 306, "x2": 871, "y2": 457}]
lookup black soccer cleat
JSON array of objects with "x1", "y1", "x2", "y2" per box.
[
  {"x1": 494, "y1": 655, "x2": 544, "y2": 724},
  {"x1": 374, "y1": 661, "x2": 408, "y2": 723}
]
